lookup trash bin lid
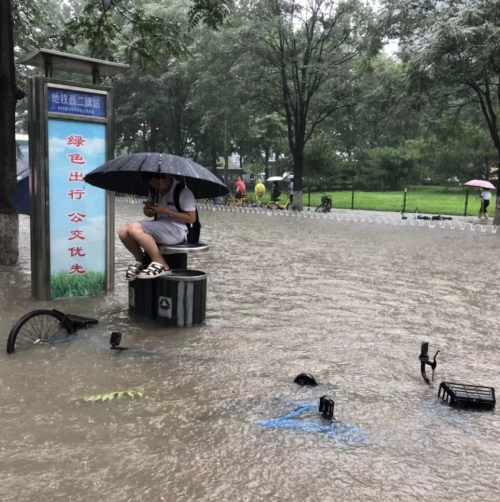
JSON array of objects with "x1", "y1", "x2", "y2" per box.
[
  {"x1": 160, "y1": 270, "x2": 207, "y2": 282},
  {"x1": 158, "y1": 243, "x2": 209, "y2": 255}
]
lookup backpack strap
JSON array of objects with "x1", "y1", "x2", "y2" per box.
[
  {"x1": 173, "y1": 182, "x2": 185, "y2": 213},
  {"x1": 173, "y1": 182, "x2": 198, "y2": 242}
]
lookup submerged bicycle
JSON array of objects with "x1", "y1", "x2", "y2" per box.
[{"x1": 6, "y1": 309, "x2": 98, "y2": 354}]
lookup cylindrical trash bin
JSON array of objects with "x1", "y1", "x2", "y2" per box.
[
  {"x1": 129, "y1": 278, "x2": 156, "y2": 319},
  {"x1": 156, "y1": 270, "x2": 207, "y2": 327},
  {"x1": 129, "y1": 270, "x2": 207, "y2": 327}
]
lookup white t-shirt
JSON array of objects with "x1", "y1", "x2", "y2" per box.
[
  {"x1": 481, "y1": 190, "x2": 492, "y2": 201},
  {"x1": 149, "y1": 179, "x2": 197, "y2": 232}
]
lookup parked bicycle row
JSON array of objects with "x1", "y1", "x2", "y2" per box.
[{"x1": 200, "y1": 192, "x2": 333, "y2": 213}]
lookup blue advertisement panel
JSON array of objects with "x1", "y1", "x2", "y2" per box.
[
  {"x1": 48, "y1": 88, "x2": 106, "y2": 118},
  {"x1": 48, "y1": 119, "x2": 107, "y2": 300}
]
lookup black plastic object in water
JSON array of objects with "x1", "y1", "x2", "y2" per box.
[
  {"x1": 110, "y1": 332, "x2": 128, "y2": 351},
  {"x1": 419, "y1": 342, "x2": 440, "y2": 385},
  {"x1": 53, "y1": 311, "x2": 99, "y2": 330},
  {"x1": 294, "y1": 373, "x2": 317, "y2": 386},
  {"x1": 319, "y1": 396, "x2": 335, "y2": 419},
  {"x1": 438, "y1": 382, "x2": 496, "y2": 410}
]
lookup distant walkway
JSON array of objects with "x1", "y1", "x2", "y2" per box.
[
  {"x1": 198, "y1": 202, "x2": 499, "y2": 233},
  {"x1": 113, "y1": 196, "x2": 497, "y2": 232}
]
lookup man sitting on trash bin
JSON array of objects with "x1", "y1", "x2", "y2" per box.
[{"x1": 118, "y1": 174, "x2": 197, "y2": 281}]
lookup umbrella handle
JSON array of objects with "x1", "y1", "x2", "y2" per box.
[{"x1": 150, "y1": 188, "x2": 159, "y2": 221}]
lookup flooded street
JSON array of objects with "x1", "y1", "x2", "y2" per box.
[{"x1": 1, "y1": 202, "x2": 500, "y2": 502}]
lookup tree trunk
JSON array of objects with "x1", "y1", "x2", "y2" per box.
[
  {"x1": 150, "y1": 121, "x2": 158, "y2": 152},
  {"x1": 210, "y1": 146, "x2": 218, "y2": 177},
  {"x1": 493, "y1": 152, "x2": 500, "y2": 226},
  {"x1": 264, "y1": 148, "x2": 270, "y2": 180},
  {"x1": 0, "y1": 0, "x2": 19, "y2": 265},
  {"x1": 171, "y1": 107, "x2": 182, "y2": 156},
  {"x1": 291, "y1": 148, "x2": 304, "y2": 211},
  {"x1": 223, "y1": 117, "x2": 229, "y2": 185}
]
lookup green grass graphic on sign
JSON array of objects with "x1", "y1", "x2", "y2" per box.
[{"x1": 51, "y1": 271, "x2": 106, "y2": 300}]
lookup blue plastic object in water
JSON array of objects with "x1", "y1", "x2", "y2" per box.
[{"x1": 258, "y1": 403, "x2": 369, "y2": 445}]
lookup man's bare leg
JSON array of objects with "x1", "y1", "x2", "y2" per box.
[
  {"x1": 118, "y1": 223, "x2": 145, "y2": 263},
  {"x1": 128, "y1": 225, "x2": 169, "y2": 269}
]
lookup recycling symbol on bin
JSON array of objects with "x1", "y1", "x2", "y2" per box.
[{"x1": 159, "y1": 297, "x2": 171, "y2": 311}]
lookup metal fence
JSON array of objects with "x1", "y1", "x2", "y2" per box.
[
  {"x1": 242, "y1": 182, "x2": 494, "y2": 216},
  {"x1": 304, "y1": 186, "x2": 493, "y2": 217},
  {"x1": 115, "y1": 185, "x2": 495, "y2": 217}
]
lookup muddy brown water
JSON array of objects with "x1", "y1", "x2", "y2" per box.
[{"x1": 1, "y1": 203, "x2": 500, "y2": 502}]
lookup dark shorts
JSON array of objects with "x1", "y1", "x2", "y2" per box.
[{"x1": 481, "y1": 200, "x2": 490, "y2": 212}]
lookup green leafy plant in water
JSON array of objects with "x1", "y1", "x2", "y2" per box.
[{"x1": 82, "y1": 391, "x2": 144, "y2": 402}]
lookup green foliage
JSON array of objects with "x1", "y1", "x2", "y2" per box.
[
  {"x1": 247, "y1": 163, "x2": 263, "y2": 174},
  {"x1": 57, "y1": 3, "x2": 184, "y2": 64},
  {"x1": 50, "y1": 270, "x2": 106, "y2": 300},
  {"x1": 188, "y1": 0, "x2": 232, "y2": 29},
  {"x1": 231, "y1": 0, "x2": 380, "y2": 198},
  {"x1": 233, "y1": 113, "x2": 288, "y2": 169},
  {"x1": 81, "y1": 391, "x2": 144, "y2": 402},
  {"x1": 12, "y1": 0, "x2": 64, "y2": 54},
  {"x1": 12, "y1": 0, "x2": 500, "y2": 195},
  {"x1": 303, "y1": 132, "x2": 339, "y2": 179},
  {"x1": 383, "y1": 0, "x2": 500, "y2": 162}
]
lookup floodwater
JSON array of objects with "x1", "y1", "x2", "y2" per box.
[{"x1": 1, "y1": 202, "x2": 500, "y2": 502}]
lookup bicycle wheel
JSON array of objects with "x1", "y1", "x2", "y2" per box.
[
  {"x1": 7, "y1": 309, "x2": 76, "y2": 354},
  {"x1": 315, "y1": 205, "x2": 324, "y2": 212},
  {"x1": 267, "y1": 202, "x2": 278, "y2": 210},
  {"x1": 243, "y1": 200, "x2": 254, "y2": 208}
]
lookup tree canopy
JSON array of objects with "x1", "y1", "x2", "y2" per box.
[{"x1": 7, "y1": 0, "x2": 500, "y2": 202}]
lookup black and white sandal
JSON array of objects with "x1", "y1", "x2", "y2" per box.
[
  {"x1": 126, "y1": 261, "x2": 144, "y2": 282},
  {"x1": 136, "y1": 262, "x2": 172, "y2": 279}
]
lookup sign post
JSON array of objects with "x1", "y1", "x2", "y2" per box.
[{"x1": 17, "y1": 50, "x2": 129, "y2": 300}]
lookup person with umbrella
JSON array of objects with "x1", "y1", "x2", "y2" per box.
[
  {"x1": 118, "y1": 174, "x2": 197, "y2": 280},
  {"x1": 479, "y1": 188, "x2": 492, "y2": 220},
  {"x1": 464, "y1": 180, "x2": 496, "y2": 221},
  {"x1": 271, "y1": 181, "x2": 281, "y2": 202},
  {"x1": 84, "y1": 152, "x2": 229, "y2": 280}
]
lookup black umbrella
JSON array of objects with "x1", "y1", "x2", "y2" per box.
[{"x1": 84, "y1": 153, "x2": 229, "y2": 199}]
